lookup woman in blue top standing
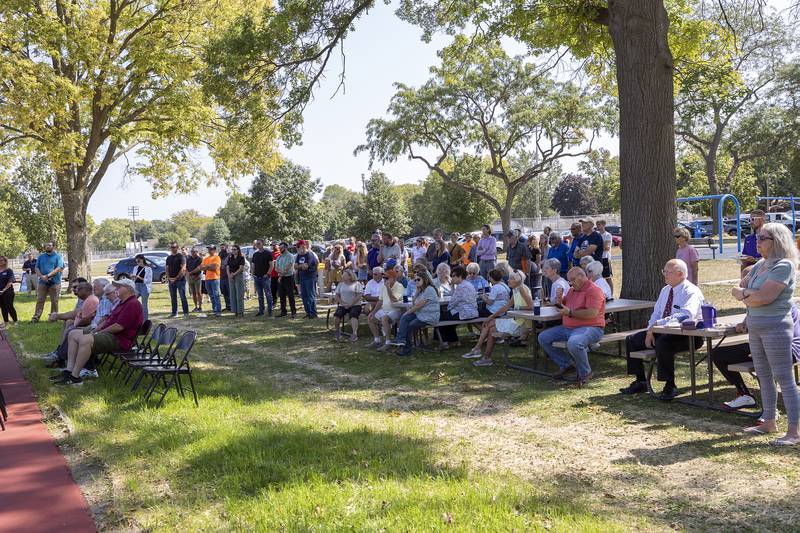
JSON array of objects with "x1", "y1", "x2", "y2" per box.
[
  {"x1": 394, "y1": 271, "x2": 440, "y2": 357},
  {"x1": 732, "y1": 223, "x2": 800, "y2": 445}
]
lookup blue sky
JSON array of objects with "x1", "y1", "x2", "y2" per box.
[{"x1": 88, "y1": 3, "x2": 459, "y2": 221}]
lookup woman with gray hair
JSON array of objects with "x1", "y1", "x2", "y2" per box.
[
  {"x1": 542, "y1": 258, "x2": 570, "y2": 305},
  {"x1": 732, "y1": 222, "x2": 800, "y2": 445},
  {"x1": 585, "y1": 261, "x2": 612, "y2": 300},
  {"x1": 433, "y1": 262, "x2": 453, "y2": 296}
]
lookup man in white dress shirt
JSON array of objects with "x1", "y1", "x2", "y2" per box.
[{"x1": 620, "y1": 259, "x2": 704, "y2": 401}]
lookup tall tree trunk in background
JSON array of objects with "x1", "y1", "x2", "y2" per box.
[
  {"x1": 59, "y1": 182, "x2": 92, "y2": 282},
  {"x1": 608, "y1": 0, "x2": 677, "y2": 301}
]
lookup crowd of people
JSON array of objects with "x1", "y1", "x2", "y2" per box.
[{"x1": 6, "y1": 208, "x2": 800, "y2": 444}]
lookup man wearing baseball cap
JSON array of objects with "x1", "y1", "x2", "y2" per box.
[
  {"x1": 200, "y1": 244, "x2": 222, "y2": 316},
  {"x1": 293, "y1": 240, "x2": 319, "y2": 318},
  {"x1": 573, "y1": 217, "x2": 604, "y2": 264},
  {"x1": 57, "y1": 278, "x2": 144, "y2": 386}
]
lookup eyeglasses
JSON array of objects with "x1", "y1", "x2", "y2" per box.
[
  {"x1": 673, "y1": 235, "x2": 681, "y2": 238},
  {"x1": 414, "y1": 278, "x2": 423, "y2": 282},
  {"x1": 661, "y1": 269, "x2": 677, "y2": 275},
  {"x1": 756, "y1": 234, "x2": 774, "y2": 242}
]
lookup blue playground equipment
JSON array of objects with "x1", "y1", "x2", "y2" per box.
[
  {"x1": 756, "y1": 196, "x2": 797, "y2": 235},
  {"x1": 676, "y1": 193, "x2": 742, "y2": 254}
]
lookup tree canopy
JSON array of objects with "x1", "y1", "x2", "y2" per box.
[
  {"x1": 245, "y1": 161, "x2": 324, "y2": 241},
  {"x1": 0, "y1": 0, "x2": 277, "y2": 278},
  {"x1": 357, "y1": 36, "x2": 610, "y2": 234}
]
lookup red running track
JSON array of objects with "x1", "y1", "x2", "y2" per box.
[{"x1": 0, "y1": 336, "x2": 95, "y2": 533}]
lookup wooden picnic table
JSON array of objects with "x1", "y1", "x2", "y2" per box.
[
  {"x1": 393, "y1": 296, "x2": 452, "y2": 309},
  {"x1": 652, "y1": 313, "x2": 747, "y2": 411},
  {"x1": 504, "y1": 298, "x2": 657, "y2": 375}
]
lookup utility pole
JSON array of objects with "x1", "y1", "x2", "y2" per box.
[
  {"x1": 361, "y1": 173, "x2": 367, "y2": 195},
  {"x1": 128, "y1": 206, "x2": 139, "y2": 252}
]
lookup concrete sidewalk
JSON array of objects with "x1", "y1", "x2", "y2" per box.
[{"x1": 0, "y1": 335, "x2": 95, "y2": 533}]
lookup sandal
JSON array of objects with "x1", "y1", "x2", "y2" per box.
[
  {"x1": 770, "y1": 437, "x2": 800, "y2": 447},
  {"x1": 743, "y1": 424, "x2": 777, "y2": 435}
]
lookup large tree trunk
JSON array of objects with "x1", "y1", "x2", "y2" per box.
[
  {"x1": 61, "y1": 187, "x2": 92, "y2": 282},
  {"x1": 608, "y1": 0, "x2": 677, "y2": 301}
]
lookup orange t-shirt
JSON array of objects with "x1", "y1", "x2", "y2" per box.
[
  {"x1": 461, "y1": 240, "x2": 473, "y2": 265},
  {"x1": 562, "y1": 280, "x2": 606, "y2": 328},
  {"x1": 201, "y1": 255, "x2": 221, "y2": 281}
]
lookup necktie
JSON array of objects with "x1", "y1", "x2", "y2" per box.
[{"x1": 662, "y1": 287, "x2": 674, "y2": 319}]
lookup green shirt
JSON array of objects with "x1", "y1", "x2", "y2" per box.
[
  {"x1": 276, "y1": 252, "x2": 295, "y2": 277},
  {"x1": 746, "y1": 259, "x2": 796, "y2": 317}
]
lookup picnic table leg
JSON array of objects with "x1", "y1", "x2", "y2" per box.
[
  {"x1": 502, "y1": 320, "x2": 551, "y2": 376},
  {"x1": 706, "y1": 337, "x2": 715, "y2": 405},
  {"x1": 689, "y1": 338, "x2": 697, "y2": 401}
]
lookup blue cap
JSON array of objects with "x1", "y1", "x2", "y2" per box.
[{"x1": 385, "y1": 258, "x2": 398, "y2": 269}]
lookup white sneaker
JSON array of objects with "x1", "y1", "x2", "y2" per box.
[
  {"x1": 461, "y1": 351, "x2": 482, "y2": 359},
  {"x1": 42, "y1": 351, "x2": 57, "y2": 360},
  {"x1": 724, "y1": 394, "x2": 757, "y2": 410},
  {"x1": 79, "y1": 368, "x2": 99, "y2": 379},
  {"x1": 590, "y1": 343, "x2": 601, "y2": 351}
]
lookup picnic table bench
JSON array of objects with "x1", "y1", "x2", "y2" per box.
[{"x1": 503, "y1": 298, "x2": 657, "y2": 376}]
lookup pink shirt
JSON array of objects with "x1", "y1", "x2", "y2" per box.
[
  {"x1": 563, "y1": 280, "x2": 606, "y2": 328},
  {"x1": 676, "y1": 245, "x2": 700, "y2": 285},
  {"x1": 76, "y1": 295, "x2": 99, "y2": 323}
]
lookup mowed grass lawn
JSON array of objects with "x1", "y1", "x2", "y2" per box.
[{"x1": 6, "y1": 257, "x2": 800, "y2": 531}]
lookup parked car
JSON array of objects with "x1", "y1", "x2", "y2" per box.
[
  {"x1": 724, "y1": 218, "x2": 751, "y2": 236},
  {"x1": 106, "y1": 262, "x2": 117, "y2": 276},
  {"x1": 112, "y1": 256, "x2": 168, "y2": 283}
]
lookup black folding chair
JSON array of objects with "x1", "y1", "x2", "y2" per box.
[
  {"x1": 123, "y1": 327, "x2": 178, "y2": 388},
  {"x1": 141, "y1": 331, "x2": 199, "y2": 408},
  {"x1": 100, "y1": 320, "x2": 154, "y2": 370}
]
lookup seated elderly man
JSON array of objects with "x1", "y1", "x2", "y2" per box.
[
  {"x1": 620, "y1": 258, "x2": 704, "y2": 401},
  {"x1": 56, "y1": 279, "x2": 144, "y2": 386},
  {"x1": 538, "y1": 267, "x2": 606, "y2": 386},
  {"x1": 43, "y1": 279, "x2": 95, "y2": 362},
  {"x1": 365, "y1": 270, "x2": 405, "y2": 351},
  {"x1": 364, "y1": 267, "x2": 384, "y2": 303},
  {"x1": 48, "y1": 279, "x2": 111, "y2": 369}
]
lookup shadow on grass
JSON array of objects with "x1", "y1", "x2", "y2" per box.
[{"x1": 177, "y1": 423, "x2": 463, "y2": 497}]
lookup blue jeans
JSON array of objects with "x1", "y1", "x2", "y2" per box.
[
  {"x1": 538, "y1": 325, "x2": 604, "y2": 378},
  {"x1": 299, "y1": 276, "x2": 317, "y2": 317},
  {"x1": 169, "y1": 279, "x2": 189, "y2": 315},
  {"x1": 135, "y1": 283, "x2": 149, "y2": 320},
  {"x1": 205, "y1": 279, "x2": 221, "y2": 314},
  {"x1": 253, "y1": 275, "x2": 273, "y2": 315},
  {"x1": 396, "y1": 313, "x2": 429, "y2": 350},
  {"x1": 220, "y1": 275, "x2": 231, "y2": 310}
]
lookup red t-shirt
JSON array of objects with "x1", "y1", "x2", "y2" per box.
[
  {"x1": 563, "y1": 280, "x2": 606, "y2": 328},
  {"x1": 101, "y1": 295, "x2": 144, "y2": 350},
  {"x1": 270, "y1": 251, "x2": 281, "y2": 278}
]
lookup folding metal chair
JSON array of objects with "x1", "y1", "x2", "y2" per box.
[
  {"x1": 123, "y1": 327, "x2": 178, "y2": 389},
  {"x1": 141, "y1": 331, "x2": 199, "y2": 408}
]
